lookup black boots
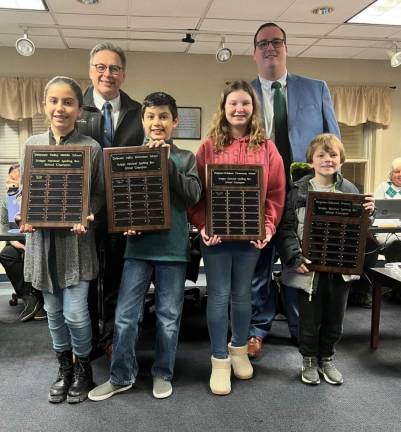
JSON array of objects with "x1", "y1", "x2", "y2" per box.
[
  {"x1": 67, "y1": 356, "x2": 95, "y2": 404},
  {"x1": 48, "y1": 351, "x2": 74, "y2": 403}
]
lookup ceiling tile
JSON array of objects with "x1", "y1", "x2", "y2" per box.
[
  {"x1": 128, "y1": 40, "x2": 186, "y2": 53},
  {"x1": 200, "y1": 18, "x2": 264, "y2": 33},
  {"x1": 46, "y1": 0, "x2": 130, "y2": 15},
  {"x1": 328, "y1": 24, "x2": 400, "y2": 38},
  {"x1": 315, "y1": 38, "x2": 384, "y2": 48},
  {"x1": 287, "y1": 37, "x2": 318, "y2": 46},
  {"x1": 131, "y1": 0, "x2": 210, "y2": 17},
  {"x1": 65, "y1": 38, "x2": 128, "y2": 50},
  {"x1": 206, "y1": 0, "x2": 293, "y2": 20},
  {"x1": 278, "y1": 0, "x2": 373, "y2": 23},
  {"x1": 301, "y1": 45, "x2": 365, "y2": 58},
  {"x1": 0, "y1": 10, "x2": 54, "y2": 26},
  {"x1": 63, "y1": 29, "x2": 128, "y2": 38},
  {"x1": 129, "y1": 16, "x2": 199, "y2": 29},
  {"x1": 55, "y1": 13, "x2": 128, "y2": 28},
  {"x1": 277, "y1": 22, "x2": 339, "y2": 36},
  {"x1": 188, "y1": 40, "x2": 250, "y2": 55},
  {"x1": 196, "y1": 33, "x2": 252, "y2": 43}
]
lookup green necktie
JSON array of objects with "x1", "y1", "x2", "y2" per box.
[{"x1": 272, "y1": 81, "x2": 292, "y2": 183}]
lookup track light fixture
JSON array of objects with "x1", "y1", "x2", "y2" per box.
[
  {"x1": 390, "y1": 43, "x2": 401, "y2": 68},
  {"x1": 216, "y1": 37, "x2": 232, "y2": 63},
  {"x1": 182, "y1": 33, "x2": 195, "y2": 44},
  {"x1": 16, "y1": 30, "x2": 35, "y2": 57}
]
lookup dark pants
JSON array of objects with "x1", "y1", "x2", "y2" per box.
[
  {"x1": 88, "y1": 227, "x2": 126, "y2": 349},
  {"x1": 250, "y1": 242, "x2": 299, "y2": 339},
  {"x1": 298, "y1": 273, "x2": 350, "y2": 358},
  {"x1": 0, "y1": 243, "x2": 31, "y2": 298}
]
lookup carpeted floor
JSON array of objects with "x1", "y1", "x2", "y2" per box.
[{"x1": 1, "y1": 282, "x2": 400, "y2": 432}]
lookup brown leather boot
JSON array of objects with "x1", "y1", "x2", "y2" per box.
[{"x1": 247, "y1": 337, "x2": 263, "y2": 358}]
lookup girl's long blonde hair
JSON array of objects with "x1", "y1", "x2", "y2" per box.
[{"x1": 207, "y1": 80, "x2": 265, "y2": 152}]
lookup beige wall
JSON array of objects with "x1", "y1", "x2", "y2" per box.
[{"x1": 1, "y1": 46, "x2": 400, "y2": 189}]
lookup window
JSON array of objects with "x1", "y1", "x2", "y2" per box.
[
  {"x1": 0, "y1": 117, "x2": 23, "y2": 193},
  {"x1": 339, "y1": 123, "x2": 374, "y2": 193}
]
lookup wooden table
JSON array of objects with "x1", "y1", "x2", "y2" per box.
[{"x1": 370, "y1": 267, "x2": 401, "y2": 349}]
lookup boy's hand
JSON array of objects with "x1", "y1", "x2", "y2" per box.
[
  {"x1": 20, "y1": 223, "x2": 35, "y2": 233},
  {"x1": 363, "y1": 194, "x2": 375, "y2": 215},
  {"x1": 295, "y1": 258, "x2": 312, "y2": 273},
  {"x1": 200, "y1": 227, "x2": 221, "y2": 246},
  {"x1": 146, "y1": 139, "x2": 170, "y2": 158},
  {"x1": 124, "y1": 229, "x2": 142, "y2": 236},
  {"x1": 251, "y1": 233, "x2": 272, "y2": 249},
  {"x1": 71, "y1": 214, "x2": 94, "y2": 235}
]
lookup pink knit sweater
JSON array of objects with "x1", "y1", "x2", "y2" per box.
[{"x1": 188, "y1": 137, "x2": 286, "y2": 236}]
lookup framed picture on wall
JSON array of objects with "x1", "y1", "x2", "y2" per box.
[{"x1": 172, "y1": 107, "x2": 201, "y2": 140}]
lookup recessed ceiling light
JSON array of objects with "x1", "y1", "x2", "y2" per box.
[
  {"x1": 0, "y1": 0, "x2": 47, "y2": 10},
  {"x1": 77, "y1": 0, "x2": 100, "y2": 4},
  {"x1": 312, "y1": 6, "x2": 334, "y2": 15},
  {"x1": 348, "y1": 0, "x2": 401, "y2": 26}
]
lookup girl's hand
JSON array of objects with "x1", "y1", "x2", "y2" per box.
[
  {"x1": 146, "y1": 140, "x2": 170, "y2": 158},
  {"x1": 200, "y1": 226, "x2": 221, "y2": 246},
  {"x1": 251, "y1": 233, "x2": 272, "y2": 249},
  {"x1": 71, "y1": 214, "x2": 94, "y2": 235},
  {"x1": 295, "y1": 258, "x2": 312, "y2": 274},
  {"x1": 124, "y1": 229, "x2": 142, "y2": 236},
  {"x1": 20, "y1": 223, "x2": 35, "y2": 233},
  {"x1": 363, "y1": 194, "x2": 375, "y2": 215}
]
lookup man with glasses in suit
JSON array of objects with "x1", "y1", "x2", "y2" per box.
[
  {"x1": 80, "y1": 42, "x2": 144, "y2": 360},
  {"x1": 248, "y1": 23, "x2": 340, "y2": 358}
]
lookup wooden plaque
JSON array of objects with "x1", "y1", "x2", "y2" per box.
[
  {"x1": 21, "y1": 145, "x2": 91, "y2": 228},
  {"x1": 206, "y1": 164, "x2": 265, "y2": 240},
  {"x1": 103, "y1": 146, "x2": 171, "y2": 233},
  {"x1": 302, "y1": 191, "x2": 369, "y2": 275}
]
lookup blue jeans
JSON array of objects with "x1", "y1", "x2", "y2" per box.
[
  {"x1": 110, "y1": 259, "x2": 186, "y2": 386},
  {"x1": 43, "y1": 281, "x2": 92, "y2": 357},
  {"x1": 201, "y1": 241, "x2": 260, "y2": 359},
  {"x1": 250, "y1": 243, "x2": 299, "y2": 340}
]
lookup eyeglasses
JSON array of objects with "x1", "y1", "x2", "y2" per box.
[
  {"x1": 91, "y1": 63, "x2": 123, "y2": 75},
  {"x1": 255, "y1": 39, "x2": 285, "y2": 50}
]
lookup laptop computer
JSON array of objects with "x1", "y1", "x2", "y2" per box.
[{"x1": 373, "y1": 199, "x2": 401, "y2": 226}]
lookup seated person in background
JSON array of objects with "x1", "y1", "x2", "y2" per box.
[
  {"x1": 374, "y1": 157, "x2": 401, "y2": 301},
  {"x1": 5, "y1": 164, "x2": 20, "y2": 191},
  {"x1": 0, "y1": 166, "x2": 45, "y2": 321}
]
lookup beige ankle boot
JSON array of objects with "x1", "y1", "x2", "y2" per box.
[
  {"x1": 210, "y1": 356, "x2": 231, "y2": 395},
  {"x1": 228, "y1": 343, "x2": 253, "y2": 379}
]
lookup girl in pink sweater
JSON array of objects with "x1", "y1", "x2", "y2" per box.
[{"x1": 188, "y1": 80, "x2": 285, "y2": 395}]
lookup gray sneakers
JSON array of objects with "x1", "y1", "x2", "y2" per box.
[
  {"x1": 153, "y1": 377, "x2": 173, "y2": 399},
  {"x1": 301, "y1": 356, "x2": 320, "y2": 385},
  {"x1": 318, "y1": 357, "x2": 344, "y2": 385},
  {"x1": 88, "y1": 380, "x2": 132, "y2": 401}
]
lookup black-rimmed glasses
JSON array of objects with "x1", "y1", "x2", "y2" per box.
[
  {"x1": 255, "y1": 39, "x2": 285, "y2": 50},
  {"x1": 91, "y1": 63, "x2": 123, "y2": 75}
]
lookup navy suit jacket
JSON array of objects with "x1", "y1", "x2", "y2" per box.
[{"x1": 251, "y1": 73, "x2": 340, "y2": 163}]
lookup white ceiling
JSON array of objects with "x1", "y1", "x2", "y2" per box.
[{"x1": 0, "y1": 0, "x2": 400, "y2": 60}]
